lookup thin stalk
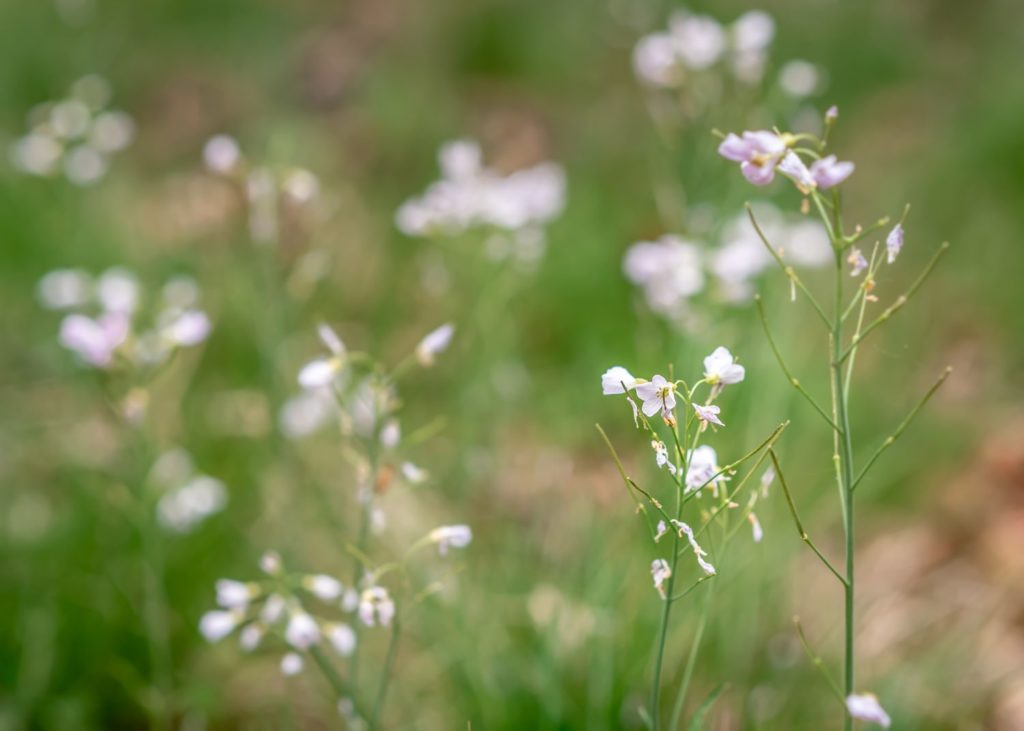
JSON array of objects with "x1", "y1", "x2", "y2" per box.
[
  {"x1": 650, "y1": 526, "x2": 681, "y2": 730},
  {"x1": 370, "y1": 617, "x2": 401, "y2": 729},
  {"x1": 770, "y1": 450, "x2": 847, "y2": 587},
  {"x1": 667, "y1": 579, "x2": 714, "y2": 730},
  {"x1": 794, "y1": 617, "x2": 845, "y2": 704},
  {"x1": 140, "y1": 513, "x2": 173, "y2": 731}
]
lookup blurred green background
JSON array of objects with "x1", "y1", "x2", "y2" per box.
[{"x1": 2, "y1": 0, "x2": 1023, "y2": 729}]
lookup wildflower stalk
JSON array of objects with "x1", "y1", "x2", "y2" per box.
[
  {"x1": 667, "y1": 579, "x2": 714, "y2": 730},
  {"x1": 370, "y1": 616, "x2": 401, "y2": 729}
]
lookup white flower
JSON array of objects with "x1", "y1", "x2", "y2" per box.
[
  {"x1": 623, "y1": 236, "x2": 705, "y2": 319},
  {"x1": 886, "y1": 223, "x2": 904, "y2": 264},
  {"x1": 652, "y1": 440, "x2": 678, "y2": 476},
  {"x1": 748, "y1": 513, "x2": 764, "y2": 543},
  {"x1": 298, "y1": 324, "x2": 346, "y2": 389},
  {"x1": 380, "y1": 419, "x2": 401, "y2": 449},
  {"x1": 601, "y1": 366, "x2": 637, "y2": 395},
  {"x1": 778, "y1": 151, "x2": 816, "y2": 191},
  {"x1": 326, "y1": 623, "x2": 357, "y2": 657},
  {"x1": 280, "y1": 652, "x2": 304, "y2": 676},
  {"x1": 58, "y1": 312, "x2": 129, "y2": 368},
  {"x1": 429, "y1": 524, "x2": 473, "y2": 556},
  {"x1": 279, "y1": 388, "x2": 335, "y2": 439},
  {"x1": 215, "y1": 579, "x2": 254, "y2": 609},
  {"x1": 239, "y1": 623, "x2": 264, "y2": 652},
  {"x1": 685, "y1": 445, "x2": 725, "y2": 494},
  {"x1": 260, "y1": 593, "x2": 286, "y2": 624},
  {"x1": 847, "y1": 248, "x2": 868, "y2": 277},
  {"x1": 846, "y1": 693, "x2": 891, "y2": 728},
  {"x1": 260, "y1": 551, "x2": 283, "y2": 576},
  {"x1": 199, "y1": 610, "x2": 241, "y2": 642},
  {"x1": 156, "y1": 475, "x2": 227, "y2": 533},
  {"x1": 358, "y1": 586, "x2": 395, "y2": 627},
  {"x1": 668, "y1": 11, "x2": 726, "y2": 70},
  {"x1": 760, "y1": 467, "x2": 775, "y2": 497},
  {"x1": 671, "y1": 520, "x2": 716, "y2": 575},
  {"x1": 96, "y1": 267, "x2": 139, "y2": 314},
  {"x1": 304, "y1": 574, "x2": 343, "y2": 601},
  {"x1": 633, "y1": 33, "x2": 682, "y2": 88},
  {"x1": 693, "y1": 403, "x2": 724, "y2": 428},
  {"x1": 778, "y1": 60, "x2": 820, "y2": 98},
  {"x1": 401, "y1": 461, "x2": 428, "y2": 484},
  {"x1": 634, "y1": 375, "x2": 676, "y2": 419},
  {"x1": 438, "y1": 139, "x2": 482, "y2": 181},
  {"x1": 416, "y1": 323, "x2": 455, "y2": 366},
  {"x1": 203, "y1": 134, "x2": 241, "y2": 174},
  {"x1": 651, "y1": 558, "x2": 672, "y2": 598},
  {"x1": 284, "y1": 612, "x2": 321, "y2": 650},
  {"x1": 341, "y1": 588, "x2": 360, "y2": 613},
  {"x1": 654, "y1": 520, "x2": 668, "y2": 542},
  {"x1": 37, "y1": 269, "x2": 92, "y2": 310},
  {"x1": 162, "y1": 309, "x2": 211, "y2": 347},
  {"x1": 703, "y1": 347, "x2": 745, "y2": 386}
]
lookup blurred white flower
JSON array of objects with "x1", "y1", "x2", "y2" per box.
[
  {"x1": 601, "y1": 366, "x2": 637, "y2": 395},
  {"x1": 778, "y1": 60, "x2": 820, "y2": 98},
  {"x1": 239, "y1": 623, "x2": 264, "y2": 652},
  {"x1": 655, "y1": 520, "x2": 668, "y2": 542},
  {"x1": 703, "y1": 347, "x2": 745, "y2": 387},
  {"x1": 199, "y1": 610, "x2": 241, "y2": 642},
  {"x1": 203, "y1": 135, "x2": 241, "y2": 174},
  {"x1": 88, "y1": 111, "x2": 135, "y2": 153},
  {"x1": 809, "y1": 155, "x2": 855, "y2": 190},
  {"x1": 260, "y1": 552, "x2": 283, "y2": 577},
  {"x1": 886, "y1": 223, "x2": 904, "y2": 264},
  {"x1": 326, "y1": 623, "x2": 357, "y2": 657},
  {"x1": 401, "y1": 461, "x2": 428, "y2": 484},
  {"x1": 298, "y1": 324, "x2": 346, "y2": 389},
  {"x1": 685, "y1": 445, "x2": 725, "y2": 494},
  {"x1": 38, "y1": 269, "x2": 93, "y2": 310},
  {"x1": 623, "y1": 235, "x2": 705, "y2": 320},
  {"x1": 215, "y1": 579, "x2": 255, "y2": 609},
  {"x1": 748, "y1": 512, "x2": 764, "y2": 543},
  {"x1": 652, "y1": 440, "x2": 678, "y2": 476},
  {"x1": 429, "y1": 524, "x2": 473, "y2": 556},
  {"x1": 96, "y1": 267, "x2": 139, "y2": 315},
  {"x1": 651, "y1": 558, "x2": 672, "y2": 598},
  {"x1": 341, "y1": 588, "x2": 360, "y2": 613},
  {"x1": 285, "y1": 612, "x2": 321, "y2": 650},
  {"x1": 156, "y1": 475, "x2": 227, "y2": 532},
  {"x1": 260, "y1": 592, "x2": 286, "y2": 623},
  {"x1": 304, "y1": 574, "x2": 343, "y2": 601},
  {"x1": 282, "y1": 168, "x2": 319, "y2": 203},
  {"x1": 11, "y1": 132, "x2": 63, "y2": 175},
  {"x1": 280, "y1": 652, "x2": 304, "y2": 676},
  {"x1": 279, "y1": 388, "x2": 335, "y2": 439},
  {"x1": 161, "y1": 309, "x2": 211, "y2": 347},
  {"x1": 416, "y1": 323, "x2": 455, "y2": 366},
  {"x1": 380, "y1": 419, "x2": 401, "y2": 449},
  {"x1": 846, "y1": 693, "x2": 891, "y2": 728},
  {"x1": 847, "y1": 247, "x2": 868, "y2": 277},
  {"x1": 730, "y1": 10, "x2": 775, "y2": 83},
  {"x1": 669, "y1": 11, "x2": 726, "y2": 70},
  {"x1": 760, "y1": 466, "x2": 775, "y2": 497},
  {"x1": 633, "y1": 33, "x2": 683, "y2": 87},
  {"x1": 58, "y1": 312, "x2": 129, "y2": 368},
  {"x1": 358, "y1": 586, "x2": 395, "y2": 627}
]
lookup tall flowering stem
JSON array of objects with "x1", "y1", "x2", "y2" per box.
[{"x1": 724, "y1": 110, "x2": 950, "y2": 729}]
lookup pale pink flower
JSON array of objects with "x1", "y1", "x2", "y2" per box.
[
  {"x1": 280, "y1": 652, "x2": 304, "y2": 676},
  {"x1": 671, "y1": 520, "x2": 716, "y2": 575},
  {"x1": 284, "y1": 612, "x2": 321, "y2": 650},
  {"x1": 304, "y1": 574, "x2": 343, "y2": 601},
  {"x1": 635, "y1": 374, "x2": 676, "y2": 419},
  {"x1": 718, "y1": 130, "x2": 788, "y2": 185},
  {"x1": 429, "y1": 524, "x2": 473, "y2": 556},
  {"x1": 58, "y1": 312, "x2": 129, "y2": 368},
  {"x1": 416, "y1": 323, "x2": 455, "y2": 366},
  {"x1": 886, "y1": 223, "x2": 904, "y2": 264},
  {"x1": 748, "y1": 513, "x2": 764, "y2": 543},
  {"x1": 651, "y1": 558, "x2": 672, "y2": 598},
  {"x1": 601, "y1": 366, "x2": 637, "y2": 395},
  {"x1": 358, "y1": 586, "x2": 395, "y2": 627},
  {"x1": 215, "y1": 579, "x2": 255, "y2": 609},
  {"x1": 654, "y1": 520, "x2": 668, "y2": 543},
  {"x1": 846, "y1": 693, "x2": 891, "y2": 728},
  {"x1": 778, "y1": 151, "x2": 816, "y2": 191},
  {"x1": 847, "y1": 248, "x2": 868, "y2": 277},
  {"x1": 703, "y1": 346, "x2": 745, "y2": 386},
  {"x1": 810, "y1": 155, "x2": 855, "y2": 189},
  {"x1": 693, "y1": 403, "x2": 724, "y2": 428},
  {"x1": 199, "y1": 610, "x2": 241, "y2": 642},
  {"x1": 326, "y1": 623, "x2": 357, "y2": 657}
]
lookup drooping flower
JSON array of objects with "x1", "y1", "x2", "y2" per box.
[
  {"x1": 651, "y1": 558, "x2": 672, "y2": 598},
  {"x1": 654, "y1": 520, "x2": 668, "y2": 543},
  {"x1": 429, "y1": 524, "x2": 473, "y2": 556},
  {"x1": 717, "y1": 130, "x2": 789, "y2": 186},
  {"x1": 304, "y1": 574, "x2": 343, "y2": 601},
  {"x1": 777, "y1": 151, "x2": 816, "y2": 191},
  {"x1": 671, "y1": 520, "x2": 716, "y2": 575},
  {"x1": 298, "y1": 324, "x2": 346, "y2": 389},
  {"x1": 284, "y1": 612, "x2": 321, "y2": 650},
  {"x1": 215, "y1": 579, "x2": 255, "y2": 610},
  {"x1": 601, "y1": 366, "x2": 637, "y2": 395},
  {"x1": 199, "y1": 610, "x2": 241, "y2": 642},
  {"x1": 825, "y1": 105, "x2": 839, "y2": 123},
  {"x1": 635, "y1": 375, "x2": 676, "y2": 419},
  {"x1": 847, "y1": 248, "x2": 868, "y2": 277},
  {"x1": 416, "y1": 323, "x2": 455, "y2": 366},
  {"x1": 886, "y1": 223, "x2": 904, "y2": 264},
  {"x1": 693, "y1": 403, "x2": 724, "y2": 428},
  {"x1": 809, "y1": 155, "x2": 855, "y2": 189},
  {"x1": 280, "y1": 652, "x2": 304, "y2": 676},
  {"x1": 652, "y1": 440, "x2": 678, "y2": 476},
  {"x1": 326, "y1": 622, "x2": 356, "y2": 657},
  {"x1": 846, "y1": 693, "x2": 891, "y2": 728},
  {"x1": 358, "y1": 586, "x2": 395, "y2": 627},
  {"x1": 748, "y1": 513, "x2": 764, "y2": 543},
  {"x1": 703, "y1": 347, "x2": 745, "y2": 387},
  {"x1": 685, "y1": 445, "x2": 725, "y2": 494}
]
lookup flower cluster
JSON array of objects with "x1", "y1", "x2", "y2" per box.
[
  {"x1": 623, "y1": 206, "x2": 831, "y2": 321},
  {"x1": 39, "y1": 267, "x2": 211, "y2": 371},
  {"x1": 395, "y1": 139, "x2": 566, "y2": 262},
  {"x1": 633, "y1": 9, "x2": 777, "y2": 88},
  {"x1": 10, "y1": 75, "x2": 134, "y2": 186},
  {"x1": 201, "y1": 134, "x2": 323, "y2": 247},
  {"x1": 718, "y1": 127, "x2": 854, "y2": 190}
]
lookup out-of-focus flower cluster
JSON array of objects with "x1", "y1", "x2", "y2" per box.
[
  {"x1": 38, "y1": 267, "x2": 211, "y2": 371},
  {"x1": 395, "y1": 139, "x2": 566, "y2": 264},
  {"x1": 10, "y1": 75, "x2": 135, "y2": 186},
  {"x1": 149, "y1": 448, "x2": 227, "y2": 533},
  {"x1": 623, "y1": 205, "x2": 831, "y2": 324}
]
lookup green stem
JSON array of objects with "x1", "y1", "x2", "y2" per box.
[
  {"x1": 370, "y1": 617, "x2": 401, "y2": 729},
  {"x1": 667, "y1": 579, "x2": 714, "y2": 730},
  {"x1": 140, "y1": 514, "x2": 173, "y2": 731}
]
